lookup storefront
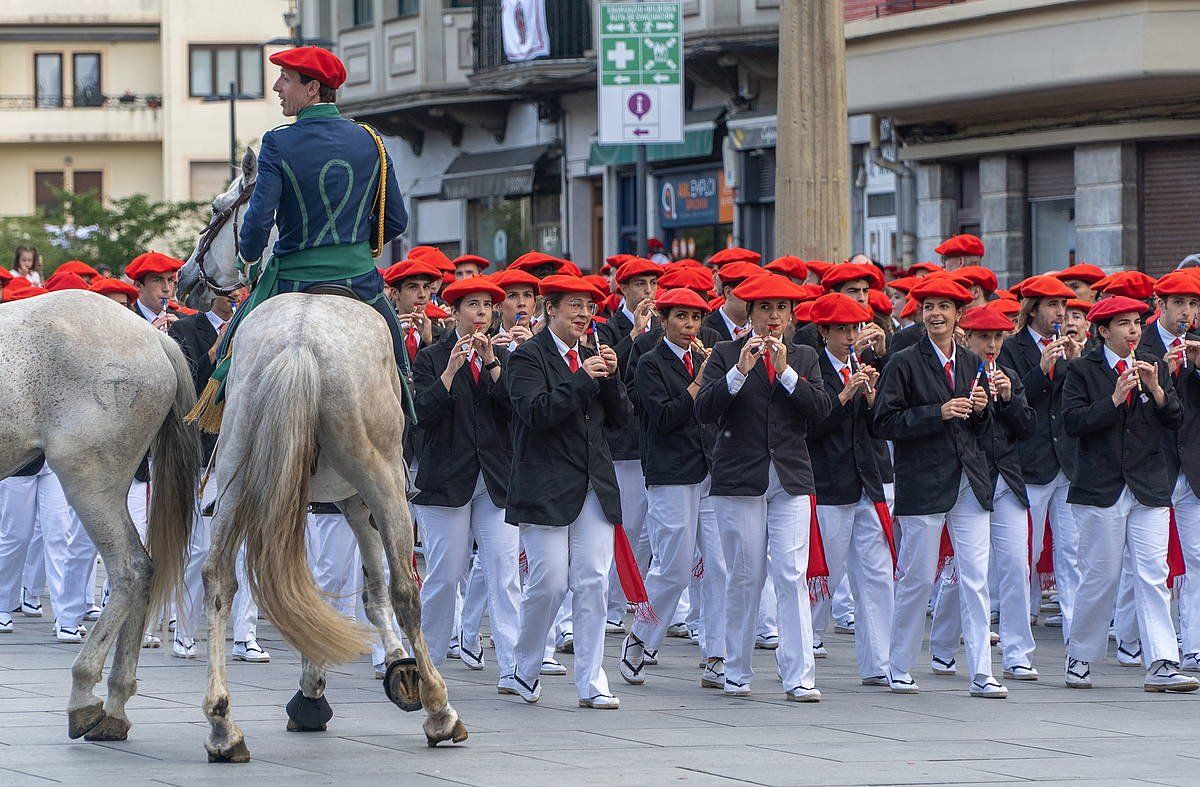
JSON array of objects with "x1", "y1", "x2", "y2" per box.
[{"x1": 656, "y1": 166, "x2": 734, "y2": 261}]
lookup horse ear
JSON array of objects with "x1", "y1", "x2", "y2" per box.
[{"x1": 241, "y1": 148, "x2": 258, "y2": 184}]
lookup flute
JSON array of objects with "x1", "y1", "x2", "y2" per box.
[
  {"x1": 1181, "y1": 322, "x2": 1190, "y2": 371},
  {"x1": 1128, "y1": 339, "x2": 1144, "y2": 393},
  {"x1": 968, "y1": 360, "x2": 987, "y2": 393},
  {"x1": 848, "y1": 347, "x2": 873, "y2": 394}
]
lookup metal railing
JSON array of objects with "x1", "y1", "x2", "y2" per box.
[
  {"x1": 0, "y1": 93, "x2": 162, "y2": 110},
  {"x1": 472, "y1": 0, "x2": 592, "y2": 73}
]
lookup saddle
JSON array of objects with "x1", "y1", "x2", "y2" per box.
[{"x1": 305, "y1": 283, "x2": 361, "y2": 300}]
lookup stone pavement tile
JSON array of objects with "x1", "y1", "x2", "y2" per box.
[
  {"x1": 816, "y1": 719, "x2": 1137, "y2": 743},
  {"x1": 596, "y1": 723, "x2": 887, "y2": 748},
  {"x1": 347, "y1": 728, "x2": 652, "y2": 754},
  {"x1": 960, "y1": 753, "x2": 1200, "y2": 783},
  {"x1": 1001, "y1": 736, "x2": 1183, "y2": 758},
  {"x1": 756, "y1": 738, "x2": 1076, "y2": 764}
]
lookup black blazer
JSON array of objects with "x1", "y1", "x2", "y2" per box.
[
  {"x1": 889, "y1": 322, "x2": 926, "y2": 355},
  {"x1": 410, "y1": 331, "x2": 512, "y2": 508},
  {"x1": 871, "y1": 340, "x2": 994, "y2": 516},
  {"x1": 634, "y1": 340, "x2": 711, "y2": 486},
  {"x1": 976, "y1": 362, "x2": 1036, "y2": 509},
  {"x1": 1062, "y1": 344, "x2": 1183, "y2": 508},
  {"x1": 997, "y1": 329, "x2": 1077, "y2": 485},
  {"x1": 168, "y1": 311, "x2": 219, "y2": 464},
  {"x1": 805, "y1": 351, "x2": 886, "y2": 506},
  {"x1": 597, "y1": 308, "x2": 656, "y2": 461},
  {"x1": 695, "y1": 335, "x2": 832, "y2": 496},
  {"x1": 701, "y1": 308, "x2": 737, "y2": 342},
  {"x1": 505, "y1": 328, "x2": 629, "y2": 526},
  {"x1": 1178, "y1": 360, "x2": 1200, "y2": 497},
  {"x1": 1138, "y1": 325, "x2": 1200, "y2": 482}
]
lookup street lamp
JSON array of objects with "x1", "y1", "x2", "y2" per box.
[{"x1": 203, "y1": 82, "x2": 255, "y2": 179}]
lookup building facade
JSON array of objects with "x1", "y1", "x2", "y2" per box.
[{"x1": 0, "y1": 0, "x2": 291, "y2": 216}]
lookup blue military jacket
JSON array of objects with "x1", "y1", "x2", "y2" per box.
[{"x1": 239, "y1": 103, "x2": 407, "y2": 262}]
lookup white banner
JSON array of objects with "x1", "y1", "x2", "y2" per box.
[{"x1": 501, "y1": 0, "x2": 550, "y2": 63}]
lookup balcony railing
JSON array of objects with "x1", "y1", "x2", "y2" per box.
[
  {"x1": 472, "y1": 0, "x2": 592, "y2": 73},
  {"x1": 0, "y1": 93, "x2": 162, "y2": 110}
]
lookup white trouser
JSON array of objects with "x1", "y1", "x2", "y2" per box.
[
  {"x1": 811, "y1": 495, "x2": 894, "y2": 678},
  {"x1": 714, "y1": 464, "x2": 815, "y2": 691},
  {"x1": 891, "y1": 474, "x2": 993, "y2": 683},
  {"x1": 831, "y1": 577, "x2": 855, "y2": 626},
  {"x1": 554, "y1": 591, "x2": 573, "y2": 637},
  {"x1": 414, "y1": 473, "x2": 521, "y2": 675},
  {"x1": 0, "y1": 475, "x2": 49, "y2": 612},
  {"x1": 101, "y1": 482, "x2": 151, "y2": 619},
  {"x1": 607, "y1": 460, "x2": 649, "y2": 621},
  {"x1": 1113, "y1": 564, "x2": 1140, "y2": 646},
  {"x1": 929, "y1": 479, "x2": 1035, "y2": 669},
  {"x1": 673, "y1": 587, "x2": 691, "y2": 625},
  {"x1": 1029, "y1": 472, "x2": 1080, "y2": 640},
  {"x1": 306, "y1": 511, "x2": 359, "y2": 617},
  {"x1": 177, "y1": 479, "x2": 257, "y2": 642},
  {"x1": 1068, "y1": 487, "x2": 1178, "y2": 665},
  {"x1": 631, "y1": 482, "x2": 702, "y2": 651},
  {"x1": 515, "y1": 490, "x2": 614, "y2": 699},
  {"x1": 1026, "y1": 471, "x2": 1068, "y2": 616},
  {"x1": 757, "y1": 581, "x2": 778, "y2": 637},
  {"x1": 1174, "y1": 474, "x2": 1200, "y2": 655},
  {"x1": 34, "y1": 466, "x2": 97, "y2": 628},
  {"x1": 697, "y1": 483, "x2": 726, "y2": 658},
  {"x1": 22, "y1": 519, "x2": 45, "y2": 598},
  {"x1": 460, "y1": 552, "x2": 489, "y2": 646}
]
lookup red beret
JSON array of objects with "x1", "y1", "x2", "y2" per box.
[
  {"x1": 55, "y1": 260, "x2": 99, "y2": 279},
  {"x1": 959, "y1": 305, "x2": 1014, "y2": 332},
  {"x1": 868, "y1": 288, "x2": 894, "y2": 317},
  {"x1": 907, "y1": 261, "x2": 943, "y2": 276},
  {"x1": 1154, "y1": 270, "x2": 1200, "y2": 298},
  {"x1": 793, "y1": 301, "x2": 814, "y2": 324},
  {"x1": 708, "y1": 247, "x2": 761, "y2": 267},
  {"x1": 558, "y1": 260, "x2": 581, "y2": 277},
  {"x1": 269, "y1": 46, "x2": 347, "y2": 89},
  {"x1": 821, "y1": 262, "x2": 882, "y2": 291},
  {"x1": 647, "y1": 238, "x2": 665, "y2": 251},
  {"x1": 2, "y1": 279, "x2": 47, "y2": 301},
  {"x1": 994, "y1": 288, "x2": 1017, "y2": 301},
  {"x1": 408, "y1": 245, "x2": 455, "y2": 272},
  {"x1": 125, "y1": 251, "x2": 184, "y2": 281},
  {"x1": 490, "y1": 268, "x2": 540, "y2": 290},
  {"x1": 45, "y1": 271, "x2": 89, "y2": 292},
  {"x1": 1096, "y1": 270, "x2": 1156, "y2": 300},
  {"x1": 952, "y1": 265, "x2": 998, "y2": 293},
  {"x1": 602, "y1": 291, "x2": 623, "y2": 313},
  {"x1": 582, "y1": 274, "x2": 610, "y2": 292},
  {"x1": 900, "y1": 296, "x2": 918, "y2": 319},
  {"x1": 764, "y1": 256, "x2": 808, "y2": 281},
  {"x1": 439, "y1": 277, "x2": 505, "y2": 307},
  {"x1": 453, "y1": 254, "x2": 490, "y2": 271},
  {"x1": 886, "y1": 275, "x2": 918, "y2": 294},
  {"x1": 809, "y1": 292, "x2": 874, "y2": 326},
  {"x1": 1052, "y1": 263, "x2": 1106, "y2": 285},
  {"x1": 616, "y1": 257, "x2": 662, "y2": 283},
  {"x1": 89, "y1": 277, "x2": 139, "y2": 301},
  {"x1": 1066, "y1": 298, "x2": 1094, "y2": 313},
  {"x1": 731, "y1": 272, "x2": 809, "y2": 303},
  {"x1": 539, "y1": 274, "x2": 605, "y2": 304},
  {"x1": 381, "y1": 259, "x2": 442, "y2": 285},
  {"x1": 1086, "y1": 295, "x2": 1148, "y2": 323},
  {"x1": 604, "y1": 253, "x2": 638, "y2": 271},
  {"x1": 910, "y1": 276, "x2": 973, "y2": 304},
  {"x1": 717, "y1": 261, "x2": 769, "y2": 287},
  {"x1": 425, "y1": 302, "x2": 449, "y2": 320},
  {"x1": 934, "y1": 234, "x2": 985, "y2": 258},
  {"x1": 655, "y1": 287, "x2": 712, "y2": 314},
  {"x1": 0, "y1": 267, "x2": 12, "y2": 284},
  {"x1": 796, "y1": 283, "x2": 826, "y2": 301},
  {"x1": 510, "y1": 251, "x2": 566, "y2": 274},
  {"x1": 1019, "y1": 274, "x2": 1075, "y2": 299},
  {"x1": 805, "y1": 260, "x2": 834, "y2": 279},
  {"x1": 666, "y1": 258, "x2": 703, "y2": 270},
  {"x1": 658, "y1": 266, "x2": 713, "y2": 293},
  {"x1": 709, "y1": 295, "x2": 726, "y2": 311},
  {"x1": 986, "y1": 299, "x2": 1021, "y2": 317}
]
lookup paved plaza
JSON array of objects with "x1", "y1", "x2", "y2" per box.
[{"x1": 1, "y1": 605, "x2": 1197, "y2": 787}]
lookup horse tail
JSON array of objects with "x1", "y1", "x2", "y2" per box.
[
  {"x1": 146, "y1": 331, "x2": 200, "y2": 622},
  {"x1": 234, "y1": 344, "x2": 370, "y2": 666}
]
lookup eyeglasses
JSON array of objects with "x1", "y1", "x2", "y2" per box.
[{"x1": 559, "y1": 299, "x2": 595, "y2": 314}]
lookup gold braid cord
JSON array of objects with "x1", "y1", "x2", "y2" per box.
[{"x1": 357, "y1": 122, "x2": 388, "y2": 258}]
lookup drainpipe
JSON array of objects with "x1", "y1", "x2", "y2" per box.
[{"x1": 869, "y1": 115, "x2": 916, "y2": 266}]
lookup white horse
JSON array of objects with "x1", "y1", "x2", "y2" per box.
[
  {"x1": 0, "y1": 290, "x2": 197, "y2": 741},
  {"x1": 177, "y1": 149, "x2": 465, "y2": 763}
]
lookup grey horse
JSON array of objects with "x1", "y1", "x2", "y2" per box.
[
  {"x1": 177, "y1": 149, "x2": 466, "y2": 763},
  {"x1": 0, "y1": 290, "x2": 198, "y2": 742}
]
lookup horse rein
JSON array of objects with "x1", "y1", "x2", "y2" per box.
[{"x1": 194, "y1": 182, "x2": 254, "y2": 297}]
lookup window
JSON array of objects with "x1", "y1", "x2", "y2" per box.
[
  {"x1": 73, "y1": 170, "x2": 103, "y2": 198},
  {"x1": 445, "y1": 0, "x2": 472, "y2": 8},
  {"x1": 73, "y1": 53, "x2": 102, "y2": 107},
  {"x1": 354, "y1": 0, "x2": 374, "y2": 25},
  {"x1": 35, "y1": 53, "x2": 63, "y2": 108},
  {"x1": 398, "y1": 0, "x2": 420, "y2": 16},
  {"x1": 34, "y1": 171, "x2": 65, "y2": 213},
  {"x1": 189, "y1": 45, "x2": 264, "y2": 98},
  {"x1": 191, "y1": 161, "x2": 233, "y2": 202},
  {"x1": 867, "y1": 192, "x2": 896, "y2": 218}
]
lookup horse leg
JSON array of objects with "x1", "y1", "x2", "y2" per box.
[
  {"x1": 201, "y1": 505, "x2": 249, "y2": 763},
  {"x1": 285, "y1": 657, "x2": 333, "y2": 732},
  {"x1": 340, "y1": 496, "x2": 407, "y2": 665},
  {"x1": 358, "y1": 480, "x2": 466, "y2": 747}
]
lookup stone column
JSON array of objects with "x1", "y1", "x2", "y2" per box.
[
  {"x1": 915, "y1": 162, "x2": 958, "y2": 263},
  {"x1": 1074, "y1": 142, "x2": 1137, "y2": 271},
  {"x1": 775, "y1": 0, "x2": 849, "y2": 260},
  {"x1": 980, "y1": 154, "x2": 1026, "y2": 287}
]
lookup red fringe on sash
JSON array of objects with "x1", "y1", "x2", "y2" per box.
[
  {"x1": 873, "y1": 501, "x2": 898, "y2": 569},
  {"x1": 807, "y1": 495, "x2": 831, "y2": 602},
  {"x1": 411, "y1": 553, "x2": 422, "y2": 589},
  {"x1": 936, "y1": 523, "x2": 957, "y2": 585},
  {"x1": 691, "y1": 555, "x2": 704, "y2": 579},
  {"x1": 518, "y1": 548, "x2": 528, "y2": 578},
  {"x1": 1168, "y1": 507, "x2": 1186, "y2": 590},
  {"x1": 614, "y1": 524, "x2": 659, "y2": 624},
  {"x1": 1036, "y1": 514, "x2": 1056, "y2": 591}
]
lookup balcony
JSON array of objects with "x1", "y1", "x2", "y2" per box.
[
  {"x1": 469, "y1": 0, "x2": 594, "y2": 92},
  {"x1": 0, "y1": 94, "x2": 162, "y2": 143}
]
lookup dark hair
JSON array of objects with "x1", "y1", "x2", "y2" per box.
[
  {"x1": 297, "y1": 73, "x2": 337, "y2": 104},
  {"x1": 542, "y1": 291, "x2": 567, "y2": 311},
  {"x1": 12, "y1": 245, "x2": 39, "y2": 273}
]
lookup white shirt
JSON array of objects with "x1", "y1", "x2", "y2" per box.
[
  {"x1": 719, "y1": 306, "x2": 747, "y2": 338},
  {"x1": 205, "y1": 310, "x2": 227, "y2": 332},
  {"x1": 825, "y1": 348, "x2": 850, "y2": 379},
  {"x1": 548, "y1": 328, "x2": 581, "y2": 367},
  {"x1": 1027, "y1": 326, "x2": 1052, "y2": 346},
  {"x1": 929, "y1": 337, "x2": 956, "y2": 371},
  {"x1": 1103, "y1": 343, "x2": 1134, "y2": 372},
  {"x1": 136, "y1": 300, "x2": 163, "y2": 323},
  {"x1": 725, "y1": 334, "x2": 798, "y2": 395},
  {"x1": 663, "y1": 337, "x2": 688, "y2": 361},
  {"x1": 1158, "y1": 320, "x2": 1185, "y2": 351}
]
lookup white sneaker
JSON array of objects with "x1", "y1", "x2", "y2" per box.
[
  {"x1": 1003, "y1": 664, "x2": 1039, "y2": 681},
  {"x1": 643, "y1": 648, "x2": 658, "y2": 666},
  {"x1": 0, "y1": 612, "x2": 12, "y2": 633},
  {"x1": 446, "y1": 638, "x2": 461, "y2": 660},
  {"x1": 786, "y1": 685, "x2": 821, "y2": 702},
  {"x1": 540, "y1": 658, "x2": 567, "y2": 676},
  {"x1": 232, "y1": 638, "x2": 270, "y2": 663},
  {"x1": 970, "y1": 675, "x2": 1008, "y2": 698},
  {"x1": 1116, "y1": 640, "x2": 1143, "y2": 667},
  {"x1": 605, "y1": 619, "x2": 627, "y2": 636},
  {"x1": 930, "y1": 655, "x2": 957, "y2": 675},
  {"x1": 1065, "y1": 657, "x2": 1092, "y2": 688},
  {"x1": 498, "y1": 674, "x2": 540, "y2": 703},
  {"x1": 141, "y1": 632, "x2": 162, "y2": 649},
  {"x1": 888, "y1": 670, "x2": 919, "y2": 694},
  {"x1": 754, "y1": 633, "x2": 779, "y2": 650},
  {"x1": 812, "y1": 641, "x2": 828, "y2": 659},
  {"x1": 54, "y1": 623, "x2": 84, "y2": 643},
  {"x1": 619, "y1": 634, "x2": 646, "y2": 685},
  {"x1": 1181, "y1": 653, "x2": 1200, "y2": 673},
  {"x1": 723, "y1": 679, "x2": 751, "y2": 697},
  {"x1": 688, "y1": 626, "x2": 701, "y2": 645},
  {"x1": 459, "y1": 631, "x2": 485, "y2": 670},
  {"x1": 172, "y1": 636, "x2": 198, "y2": 659},
  {"x1": 579, "y1": 693, "x2": 620, "y2": 709},
  {"x1": 20, "y1": 588, "x2": 42, "y2": 617},
  {"x1": 989, "y1": 630, "x2": 1001, "y2": 646},
  {"x1": 666, "y1": 622, "x2": 690, "y2": 638},
  {"x1": 1043, "y1": 614, "x2": 1063, "y2": 628},
  {"x1": 861, "y1": 675, "x2": 889, "y2": 686},
  {"x1": 700, "y1": 659, "x2": 725, "y2": 689},
  {"x1": 833, "y1": 619, "x2": 855, "y2": 634},
  {"x1": 1144, "y1": 660, "x2": 1200, "y2": 693},
  {"x1": 83, "y1": 605, "x2": 102, "y2": 622},
  {"x1": 554, "y1": 630, "x2": 574, "y2": 654}
]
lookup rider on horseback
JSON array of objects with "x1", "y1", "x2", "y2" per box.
[{"x1": 189, "y1": 46, "x2": 412, "y2": 430}]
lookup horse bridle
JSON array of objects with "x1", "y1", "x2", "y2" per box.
[{"x1": 193, "y1": 182, "x2": 254, "y2": 297}]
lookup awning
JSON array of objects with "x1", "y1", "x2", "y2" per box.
[
  {"x1": 726, "y1": 113, "x2": 777, "y2": 151},
  {"x1": 440, "y1": 144, "x2": 552, "y2": 200},
  {"x1": 587, "y1": 107, "x2": 723, "y2": 168}
]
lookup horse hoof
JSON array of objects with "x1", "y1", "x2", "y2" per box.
[
  {"x1": 286, "y1": 718, "x2": 327, "y2": 733},
  {"x1": 426, "y1": 718, "x2": 468, "y2": 748},
  {"x1": 285, "y1": 690, "x2": 332, "y2": 732},
  {"x1": 206, "y1": 738, "x2": 251, "y2": 763},
  {"x1": 384, "y1": 658, "x2": 423, "y2": 712},
  {"x1": 84, "y1": 715, "x2": 131, "y2": 741},
  {"x1": 67, "y1": 702, "x2": 106, "y2": 740}
]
